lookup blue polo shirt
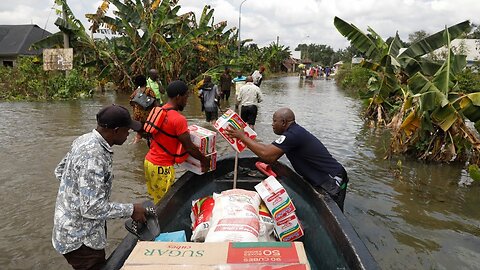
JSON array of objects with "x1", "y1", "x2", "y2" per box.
[{"x1": 272, "y1": 122, "x2": 344, "y2": 187}]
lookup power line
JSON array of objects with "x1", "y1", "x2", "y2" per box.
[{"x1": 42, "y1": 0, "x2": 57, "y2": 39}]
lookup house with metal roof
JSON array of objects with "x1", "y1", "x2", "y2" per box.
[{"x1": 0, "y1": 24, "x2": 51, "y2": 67}]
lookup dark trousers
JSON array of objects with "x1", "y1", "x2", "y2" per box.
[
  {"x1": 240, "y1": 105, "x2": 258, "y2": 125},
  {"x1": 222, "y1": 90, "x2": 231, "y2": 101},
  {"x1": 63, "y1": 245, "x2": 106, "y2": 270},
  {"x1": 205, "y1": 110, "x2": 218, "y2": 122},
  {"x1": 316, "y1": 169, "x2": 349, "y2": 212}
]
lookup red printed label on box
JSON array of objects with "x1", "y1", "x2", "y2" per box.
[{"x1": 226, "y1": 242, "x2": 301, "y2": 264}]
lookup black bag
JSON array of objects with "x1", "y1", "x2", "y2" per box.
[{"x1": 131, "y1": 88, "x2": 155, "y2": 110}]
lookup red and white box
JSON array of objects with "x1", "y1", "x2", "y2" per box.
[
  {"x1": 181, "y1": 152, "x2": 217, "y2": 175},
  {"x1": 273, "y1": 212, "x2": 304, "y2": 242},
  {"x1": 254, "y1": 176, "x2": 296, "y2": 221},
  {"x1": 188, "y1": 125, "x2": 216, "y2": 155},
  {"x1": 213, "y1": 109, "x2": 256, "y2": 152}
]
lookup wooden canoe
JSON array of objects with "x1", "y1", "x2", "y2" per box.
[{"x1": 104, "y1": 152, "x2": 379, "y2": 270}]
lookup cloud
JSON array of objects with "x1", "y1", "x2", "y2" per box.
[{"x1": 1, "y1": 0, "x2": 479, "y2": 51}]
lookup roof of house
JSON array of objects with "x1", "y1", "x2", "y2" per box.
[{"x1": 0, "y1": 25, "x2": 51, "y2": 57}]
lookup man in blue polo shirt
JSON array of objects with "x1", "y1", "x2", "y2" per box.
[{"x1": 225, "y1": 107, "x2": 349, "y2": 211}]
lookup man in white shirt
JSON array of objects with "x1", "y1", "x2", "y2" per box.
[
  {"x1": 236, "y1": 76, "x2": 263, "y2": 130},
  {"x1": 251, "y1": 66, "x2": 265, "y2": 87}
]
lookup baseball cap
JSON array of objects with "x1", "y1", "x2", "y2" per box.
[{"x1": 96, "y1": 104, "x2": 142, "y2": 131}]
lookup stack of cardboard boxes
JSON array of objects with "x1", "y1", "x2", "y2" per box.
[
  {"x1": 181, "y1": 125, "x2": 217, "y2": 175},
  {"x1": 255, "y1": 176, "x2": 304, "y2": 242}
]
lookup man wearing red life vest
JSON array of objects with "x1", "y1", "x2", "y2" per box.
[{"x1": 144, "y1": 80, "x2": 210, "y2": 204}]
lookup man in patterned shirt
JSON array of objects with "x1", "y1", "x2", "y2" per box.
[{"x1": 52, "y1": 104, "x2": 147, "y2": 269}]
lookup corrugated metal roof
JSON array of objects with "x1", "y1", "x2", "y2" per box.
[{"x1": 0, "y1": 25, "x2": 51, "y2": 57}]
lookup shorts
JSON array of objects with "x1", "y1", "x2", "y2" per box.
[
  {"x1": 144, "y1": 159, "x2": 176, "y2": 204},
  {"x1": 240, "y1": 105, "x2": 258, "y2": 125}
]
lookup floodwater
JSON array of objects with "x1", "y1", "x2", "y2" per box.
[{"x1": 0, "y1": 76, "x2": 479, "y2": 269}]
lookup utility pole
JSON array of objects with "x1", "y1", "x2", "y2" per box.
[
  {"x1": 238, "y1": 0, "x2": 248, "y2": 57},
  {"x1": 62, "y1": 4, "x2": 70, "y2": 76}
]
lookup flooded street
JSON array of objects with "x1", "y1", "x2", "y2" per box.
[{"x1": 0, "y1": 76, "x2": 479, "y2": 269}]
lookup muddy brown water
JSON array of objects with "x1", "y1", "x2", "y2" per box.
[{"x1": 0, "y1": 76, "x2": 478, "y2": 269}]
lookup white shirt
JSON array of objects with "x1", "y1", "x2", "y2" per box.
[
  {"x1": 251, "y1": 70, "x2": 262, "y2": 86},
  {"x1": 237, "y1": 82, "x2": 263, "y2": 107}
]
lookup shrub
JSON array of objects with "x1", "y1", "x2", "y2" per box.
[
  {"x1": 335, "y1": 64, "x2": 373, "y2": 94},
  {"x1": 0, "y1": 57, "x2": 94, "y2": 100},
  {"x1": 457, "y1": 67, "x2": 480, "y2": 94}
]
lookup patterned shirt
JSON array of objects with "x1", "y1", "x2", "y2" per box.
[
  {"x1": 52, "y1": 129, "x2": 133, "y2": 254},
  {"x1": 130, "y1": 86, "x2": 157, "y2": 123}
]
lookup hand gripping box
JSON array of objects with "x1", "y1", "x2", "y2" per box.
[
  {"x1": 213, "y1": 109, "x2": 257, "y2": 152},
  {"x1": 181, "y1": 151, "x2": 217, "y2": 175},
  {"x1": 188, "y1": 125, "x2": 216, "y2": 155},
  {"x1": 122, "y1": 241, "x2": 310, "y2": 270},
  {"x1": 254, "y1": 176, "x2": 296, "y2": 221}
]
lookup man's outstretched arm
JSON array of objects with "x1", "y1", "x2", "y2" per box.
[{"x1": 224, "y1": 127, "x2": 284, "y2": 164}]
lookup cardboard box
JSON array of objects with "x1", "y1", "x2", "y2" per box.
[
  {"x1": 254, "y1": 176, "x2": 296, "y2": 221},
  {"x1": 213, "y1": 109, "x2": 257, "y2": 153},
  {"x1": 188, "y1": 125, "x2": 216, "y2": 155},
  {"x1": 273, "y1": 213, "x2": 304, "y2": 242},
  {"x1": 122, "y1": 241, "x2": 310, "y2": 270},
  {"x1": 181, "y1": 151, "x2": 217, "y2": 175}
]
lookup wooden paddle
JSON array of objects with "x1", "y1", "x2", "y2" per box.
[{"x1": 233, "y1": 152, "x2": 238, "y2": 189}]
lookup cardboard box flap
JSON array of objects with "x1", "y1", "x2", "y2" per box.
[
  {"x1": 124, "y1": 242, "x2": 309, "y2": 269},
  {"x1": 125, "y1": 242, "x2": 228, "y2": 265}
]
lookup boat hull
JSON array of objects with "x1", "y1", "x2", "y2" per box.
[{"x1": 104, "y1": 152, "x2": 378, "y2": 270}]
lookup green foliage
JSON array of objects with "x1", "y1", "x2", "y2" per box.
[
  {"x1": 335, "y1": 16, "x2": 480, "y2": 168},
  {"x1": 457, "y1": 68, "x2": 480, "y2": 93},
  {"x1": 334, "y1": 65, "x2": 373, "y2": 94},
  {"x1": 468, "y1": 164, "x2": 480, "y2": 181},
  {"x1": 295, "y1": 43, "x2": 336, "y2": 65},
  {"x1": 0, "y1": 57, "x2": 93, "y2": 100},
  {"x1": 84, "y1": 0, "x2": 237, "y2": 91}
]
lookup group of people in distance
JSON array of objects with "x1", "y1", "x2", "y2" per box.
[
  {"x1": 198, "y1": 66, "x2": 264, "y2": 128},
  {"x1": 52, "y1": 65, "x2": 349, "y2": 270}
]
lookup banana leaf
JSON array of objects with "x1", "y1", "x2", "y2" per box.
[
  {"x1": 400, "y1": 110, "x2": 421, "y2": 136},
  {"x1": 460, "y1": 94, "x2": 480, "y2": 122},
  {"x1": 398, "y1": 20, "x2": 470, "y2": 62},
  {"x1": 431, "y1": 104, "x2": 458, "y2": 131},
  {"x1": 333, "y1": 17, "x2": 379, "y2": 59},
  {"x1": 409, "y1": 73, "x2": 449, "y2": 110}
]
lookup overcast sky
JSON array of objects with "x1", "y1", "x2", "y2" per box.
[{"x1": 1, "y1": 0, "x2": 479, "y2": 51}]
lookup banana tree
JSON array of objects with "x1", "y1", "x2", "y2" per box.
[
  {"x1": 86, "y1": 0, "x2": 236, "y2": 91},
  {"x1": 391, "y1": 29, "x2": 480, "y2": 162},
  {"x1": 335, "y1": 17, "x2": 480, "y2": 166},
  {"x1": 334, "y1": 16, "x2": 404, "y2": 125},
  {"x1": 259, "y1": 42, "x2": 291, "y2": 73}
]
